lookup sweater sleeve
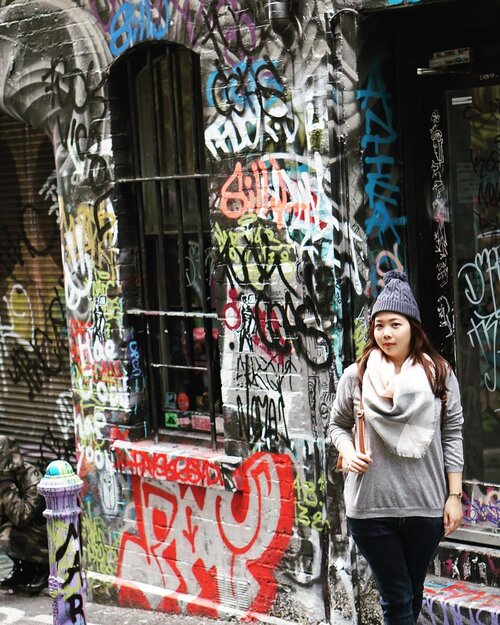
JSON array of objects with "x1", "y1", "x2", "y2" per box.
[
  {"x1": 329, "y1": 364, "x2": 357, "y2": 449},
  {"x1": 442, "y1": 369, "x2": 464, "y2": 473}
]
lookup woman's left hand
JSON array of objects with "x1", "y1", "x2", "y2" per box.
[{"x1": 444, "y1": 496, "x2": 463, "y2": 537}]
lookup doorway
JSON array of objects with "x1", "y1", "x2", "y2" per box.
[
  {"x1": 361, "y1": 0, "x2": 500, "y2": 545},
  {"x1": 446, "y1": 85, "x2": 500, "y2": 485}
]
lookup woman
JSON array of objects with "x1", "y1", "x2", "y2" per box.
[{"x1": 329, "y1": 271, "x2": 464, "y2": 625}]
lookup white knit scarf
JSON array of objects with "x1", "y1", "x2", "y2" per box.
[{"x1": 363, "y1": 349, "x2": 438, "y2": 458}]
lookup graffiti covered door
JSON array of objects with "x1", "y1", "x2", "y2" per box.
[
  {"x1": 0, "y1": 114, "x2": 74, "y2": 470},
  {"x1": 446, "y1": 85, "x2": 500, "y2": 542}
]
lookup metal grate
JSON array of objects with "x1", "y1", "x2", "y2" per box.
[
  {"x1": 113, "y1": 45, "x2": 222, "y2": 449},
  {"x1": 0, "y1": 114, "x2": 74, "y2": 471}
]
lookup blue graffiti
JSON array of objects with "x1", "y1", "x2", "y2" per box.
[
  {"x1": 388, "y1": 0, "x2": 421, "y2": 5},
  {"x1": 109, "y1": 0, "x2": 169, "y2": 57},
  {"x1": 358, "y1": 60, "x2": 407, "y2": 246},
  {"x1": 365, "y1": 200, "x2": 407, "y2": 245}
]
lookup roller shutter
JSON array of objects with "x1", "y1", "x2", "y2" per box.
[{"x1": 0, "y1": 113, "x2": 75, "y2": 470}]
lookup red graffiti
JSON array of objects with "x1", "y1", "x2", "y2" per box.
[
  {"x1": 115, "y1": 452, "x2": 294, "y2": 617},
  {"x1": 182, "y1": 507, "x2": 198, "y2": 553},
  {"x1": 109, "y1": 426, "x2": 130, "y2": 443},
  {"x1": 112, "y1": 443, "x2": 226, "y2": 488},
  {"x1": 222, "y1": 287, "x2": 241, "y2": 330},
  {"x1": 424, "y1": 580, "x2": 500, "y2": 609},
  {"x1": 69, "y1": 318, "x2": 125, "y2": 384},
  {"x1": 68, "y1": 318, "x2": 92, "y2": 366}
]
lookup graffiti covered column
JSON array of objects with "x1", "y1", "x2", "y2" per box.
[
  {"x1": 203, "y1": 1, "x2": 343, "y2": 621},
  {"x1": 0, "y1": 0, "x2": 146, "y2": 547}
]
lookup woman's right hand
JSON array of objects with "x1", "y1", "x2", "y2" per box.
[
  {"x1": 337, "y1": 441, "x2": 373, "y2": 473},
  {"x1": 345, "y1": 451, "x2": 373, "y2": 473}
]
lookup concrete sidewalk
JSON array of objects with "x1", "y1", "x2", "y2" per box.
[
  {"x1": 0, "y1": 554, "x2": 282, "y2": 625},
  {"x1": 0, "y1": 553, "x2": 236, "y2": 625},
  {"x1": 0, "y1": 589, "x2": 238, "y2": 625}
]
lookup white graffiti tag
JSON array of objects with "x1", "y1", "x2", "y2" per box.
[{"x1": 458, "y1": 245, "x2": 499, "y2": 391}]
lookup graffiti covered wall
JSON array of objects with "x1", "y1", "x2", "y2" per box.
[
  {"x1": 0, "y1": 0, "x2": 408, "y2": 621},
  {"x1": 3, "y1": 1, "x2": 493, "y2": 624},
  {"x1": 0, "y1": 1, "x2": 353, "y2": 622}
]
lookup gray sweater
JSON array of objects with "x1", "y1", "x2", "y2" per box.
[{"x1": 329, "y1": 363, "x2": 464, "y2": 519}]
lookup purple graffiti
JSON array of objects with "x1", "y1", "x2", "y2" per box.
[{"x1": 463, "y1": 493, "x2": 500, "y2": 526}]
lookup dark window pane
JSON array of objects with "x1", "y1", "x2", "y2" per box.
[
  {"x1": 174, "y1": 51, "x2": 196, "y2": 174},
  {"x1": 168, "y1": 318, "x2": 188, "y2": 365},
  {"x1": 184, "y1": 239, "x2": 204, "y2": 310},
  {"x1": 142, "y1": 181, "x2": 160, "y2": 235},
  {"x1": 164, "y1": 235, "x2": 181, "y2": 308},
  {"x1": 161, "y1": 179, "x2": 178, "y2": 230},
  {"x1": 144, "y1": 235, "x2": 159, "y2": 309},
  {"x1": 136, "y1": 67, "x2": 155, "y2": 177},
  {"x1": 158, "y1": 323, "x2": 221, "y2": 424},
  {"x1": 200, "y1": 182, "x2": 211, "y2": 231},
  {"x1": 447, "y1": 85, "x2": 500, "y2": 482},
  {"x1": 156, "y1": 56, "x2": 175, "y2": 177},
  {"x1": 179, "y1": 179, "x2": 199, "y2": 231},
  {"x1": 121, "y1": 44, "x2": 222, "y2": 441}
]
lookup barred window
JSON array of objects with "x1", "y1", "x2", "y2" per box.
[{"x1": 113, "y1": 44, "x2": 222, "y2": 448}]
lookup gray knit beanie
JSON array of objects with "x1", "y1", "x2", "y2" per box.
[{"x1": 371, "y1": 270, "x2": 421, "y2": 323}]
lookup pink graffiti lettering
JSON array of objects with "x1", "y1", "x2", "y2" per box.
[{"x1": 220, "y1": 160, "x2": 324, "y2": 231}]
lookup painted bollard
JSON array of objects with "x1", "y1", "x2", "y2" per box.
[{"x1": 37, "y1": 460, "x2": 87, "y2": 625}]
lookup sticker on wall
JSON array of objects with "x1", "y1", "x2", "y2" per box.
[
  {"x1": 177, "y1": 414, "x2": 191, "y2": 429},
  {"x1": 165, "y1": 392, "x2": 177, "y2": 409},
  {"x1": 164, "y1": 412, "x2": 178, "y2": 428},
  {"x1": 177, "y1": 392, "x2": 190, "y2": 411},
  {"x1": 429, "y1": 47, "x2": 471, "y2": 69},
  {"x1": 192, "y1": 413, "x2": 211, "y2": 431}
]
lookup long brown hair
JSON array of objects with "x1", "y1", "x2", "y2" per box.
[{"x1": 357, "y1": 316, "x2": 449, "y2": 397}]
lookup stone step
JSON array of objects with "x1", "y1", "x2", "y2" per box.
[
  {"x1": 430, "y1": 540, "x2": 499, "y2": 588},
  {"x1": 421, "y1": 575, "x2": 500, "y2": 625}
]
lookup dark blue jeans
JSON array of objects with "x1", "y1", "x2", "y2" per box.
[{"x1": 347, "y1": 516, "x2": 444, "y2": 625}]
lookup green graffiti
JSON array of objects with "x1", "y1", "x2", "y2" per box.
[{"x1": 81, "y1": 506, "x2": 119, "y2": 577}]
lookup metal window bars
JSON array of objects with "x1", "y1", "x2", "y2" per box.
[{"x1": 117, "y1": 45, "x2": 221, "y2": 449}]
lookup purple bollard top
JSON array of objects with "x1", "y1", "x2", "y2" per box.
[
  {"x1": 45, "y1": 460, "x2": 75, "y2": 477},
  {"x1": 38, "y1": 461, "x2": 83, "y2": 496}
]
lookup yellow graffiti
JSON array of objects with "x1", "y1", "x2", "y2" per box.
[
  {"x1": 353, "y1": 315, "x2": 369, "y2": 360},
  {"x1": 3, "y1": 283, "x2": 34, "y2": 342},
  {"x1": 294, "y1": 474, "x2": 330, "y2": 532},
  {"x1": 48, "y1": 518, "x2": 83, "y2": 601},
  {"x1": 214, "y1": 214, "x2": 290, "y2": 257},
  {"x1": 61, "y1": 200, "x2": 119, "y2": 287},
  {"x1": 374, "y1": 243, "x2": 404, "y2": 287},
  {"x1": 81, "y1": 505, "x2": 119, "y2": 577},
  {"x1": 214, "y1": 214, "x2": 296, "y2": 292},
  {"x1": 92, "y1": 280, "x2": 123, "y2": 327}
]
